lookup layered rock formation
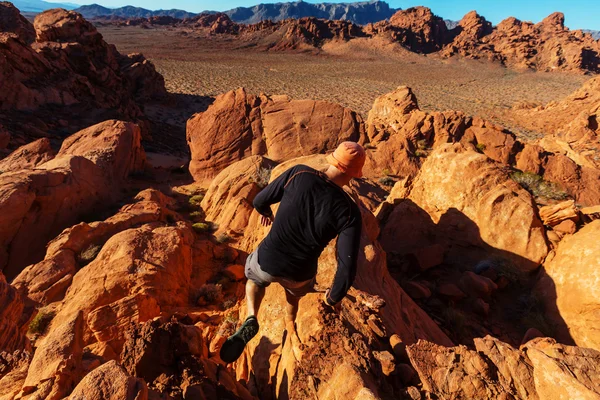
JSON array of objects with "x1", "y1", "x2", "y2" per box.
[
  {"x1": 186, "y1": 88, "x2": 364, "y2": 184},
  {"x1": 0, "y1": 4, "x2": 166, "y2": 149},
  {"x1": 0, "y1": 120, "x2": 145, "y2": 280}
]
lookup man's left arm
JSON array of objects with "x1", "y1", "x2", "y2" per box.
[{"x1": 325, "y1": 211, "x2": 362, "y2": 306}]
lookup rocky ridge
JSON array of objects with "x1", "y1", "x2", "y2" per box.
[{"x1": 96, "y1": 6, "x2": 600, "y2": 74}]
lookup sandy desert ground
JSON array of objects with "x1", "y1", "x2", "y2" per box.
[{"x1": 99, "y1": 25, "x2": 589, "y2": 141}]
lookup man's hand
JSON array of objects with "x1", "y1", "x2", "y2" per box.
[
  {"x1": 323, "y1": 289, "x2": 341, "y2": 312},
  {"x1": 260, "y1": 214, "x2": 273, "y2": 227}
]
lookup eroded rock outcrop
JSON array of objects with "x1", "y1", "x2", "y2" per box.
[
  {"x1": 379, "y1": 143, "x2": 548, "y2": 272},
  {"x1": 0, "y1": 272, "x2": 27, "y2": 352},
  {"x1": 68, "y1": 360, "x2": 148, "y2": 400},
  {"x1": 0, "y1": 5, "x2": 166, "y2": 149},
  {"x1": 408, "y1": 336, "x2": 600, "y2": 399},
  {"x1": 536, "y1": 220, "x2": 600, "y2": 352},
  {"x1": 0, "y1": 1, "x2": 35, "y2": 43},
  {"x1": 186, "y1": 88, "x2": 364, "y2": 184},
  {"x1": 0, "y1": 120, "x2": 145, "y2": 280}
]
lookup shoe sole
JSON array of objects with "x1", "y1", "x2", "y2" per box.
[{"x1": 220, "y1": 334, "x2": 246, "y2": 363}]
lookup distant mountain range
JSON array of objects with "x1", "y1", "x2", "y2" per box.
[
  {"x1": 74, "y1": 4, "x2": 196, "y2": 19},
  {"x1": 224, "y1": 0, "x2": 398, "y2": 25},
  {"x1": 583, "y1": 30, "x2": 600, "y2": 40},
  {"x1": 12, "y1": 0, "x2": 78, "y2": 12},
  {"x1": 73, "y1": 1, "x2": 398, "y2": 25}
]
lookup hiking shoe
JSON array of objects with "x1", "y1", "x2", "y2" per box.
[{"x1": 220, "y1": 315, "x2": 259, "y2": 363}]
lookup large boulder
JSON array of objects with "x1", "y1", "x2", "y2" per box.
[
  {"x1": 407, "y1": 336, "x2": 600, "y2": 399},
  {"x1": 387, "y1": 143, "x2": 548, "y2": 272},
  {"x1": 201, "y1": 155, "x2": 277, "y2": 235},
  {"x1": 536, "y1": 220, "x2": 600, "y2": 351},
  {"x1": 387, "y1": 6, "x2": 448, "y2": 53},
  {"x1": 0, "y1": 120, "x2": 145, "y2": 280},
  {"x1": 18, "y1": 311, "x2": 84, "y2": 400},
  {"x1": 186, "y1": 88, "x2": 364, "y2": 184},
  {"x1": 68, "y1": 360, "x2": 148, "y2": 400}
]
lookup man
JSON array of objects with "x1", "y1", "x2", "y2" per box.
[{"x1": 219, "y1": 141, "x2": 365, "y2": 363}]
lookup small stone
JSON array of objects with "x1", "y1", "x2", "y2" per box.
[
  {"x1": 390, "y1": 334, "x2": 408, "y2": 362},
  {"x1": 413, "y1": 244, "x2": 445, "y2": 270},
  {"x1": 436, "y1": 283, "x2": 466, "y2": 300},
  {"x1": 553, "y1": 219, "x2": 577, "y2": 235},
  {"x1": 403, "y1": 281, "x2": 432, "y2": 299},
  {"x1": 521, "y1": 327, "x2": 544, "y2": 345},
  {"x1": 373, "y1": 350, "x2": 396, "y2": 376},
  {"x1": 472, "y1": 298, "x2": 490, "y2": 316},
  {"x1": 367, "y1": 314, "x2": 386, "y2": 338},
  {"x1": 459, "y1": 271, "x2": 497, "y2": 298}
]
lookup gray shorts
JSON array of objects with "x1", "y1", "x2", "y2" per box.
[{"x1": 245, "y1": 250, "x2": 315, "y2": 298}]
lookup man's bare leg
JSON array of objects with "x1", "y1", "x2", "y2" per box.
[
  {"x1": 284, "y1": 290, "x2": 304, "y2": 360},
  {"x1": 246, "y1": 280, "x2": 266, "y2": 318}
]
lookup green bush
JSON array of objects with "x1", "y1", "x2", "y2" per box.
[
  {"x1": 414, "y1": 149, "x2": 428, "y2": 158},
  {"x1": 188, "y1": 194, "x2": 204, "y2": 208},
  {"x1": 416, "y1": 139, "x2": 429, "y2": 150},
  {"x1": 381, "y1": 168, "x2": 392, "y2": 176},
  {"x1": 189, "y1": 211, "x2": 204, "y2": 222},
  {"x1": 378, "y1": 176, "x2": 395, "y2": 187},
  {"x1": 475, "y1": 143, "x2": 487, "y2": 153},
  {"x1": 216, "y1": 233, "x2": 231, "y2": 244},
  {"x1": 78, "y1": 244, "x2": 102, "y2": 267},
  {"x1": 510, "y1": 171, "x2": 569, "y2": 200},
  {"x1": 192, "y1": 222, "x2": 214, "y2": 233},
  {"x1": 29, "y1": 309, "x2": 55, "y2": 335}
]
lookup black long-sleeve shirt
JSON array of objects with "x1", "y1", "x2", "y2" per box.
[{"x1": 253, "y1": 164, "x2": 362, "y2": 305}]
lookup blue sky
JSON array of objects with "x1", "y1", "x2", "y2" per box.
[{"x1": 59, "y1": 0, "x2": 600, "y2": 30}]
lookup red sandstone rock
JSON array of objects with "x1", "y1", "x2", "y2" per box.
[
  {"x1": 0, "y1": 138, "x2": 55, "y2": 172},
  {"x1": 186, "y1": 88, "x2": 364, "y2": 184},
  {"x1": 536, "y1": 220, "x2": 600, "y2": 352},
  {"x1": 406, "y1": 144, "x2": 548, "y2": 272},
  {"x1": 0, "y1": 2, "x2": 35, "y2": 43},
  {"x1": 387, "y1": 7, "x2": 448, "y2": 53},
  {"x1": 19, "y1": 311, "x2": 84, "y2": 400},
  {"x1": 0, "y1": 272, "x2": 27, "y2": 352},
  {"x1": 201, "y1": 155, "x2": 277, "y2": 235},
  {"x1": 68, "y1": 360, "x2": 148, "y2": 400},
  {"x1": 0, "y1": 120, "x2": 145, "y2": 280}
]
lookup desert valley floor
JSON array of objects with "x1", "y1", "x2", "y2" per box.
[{"x1": 99, "y1": 25, "x2": 589, "y2": 141}]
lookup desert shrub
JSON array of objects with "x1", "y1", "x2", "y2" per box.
[
  {"x1": 216, "y1": 233, "x2": 231, "y2": 244},
  {"x1": 379, "y1": 176, "x2": 395, "y2": 187},
  {"x1": 381, "y1": 168, "x2": 392, "y2": 176},
  {"x1": 515, "y1": 293, "x2": 554, "y2": 336},
  {"x1": 475, "y1": 143, "x2": 487, "y2": 153},
  {"x1": 188, "y1": 194, "x2": 204, "y2": 208},
  {"x1": 222, "y1": 298, "x2": 236, "y2": 310},
  {"x1": 189, "y1": 211, "x2": 204, "y2": 222},
  {"x1": 365, "y1": 143, "x2": 377, "y2": 150},
  {"x1": 78, "y1": 244, "x2": 102, "y2": 267},
  {"x1": 193, "y1": 222, "x2": 216, "y2": 233},
  {"x1": 224, "y1": 310, "x2": 239, "y2": 324},
  {"x1": 475, "y1": 257, "x2": 526, "y2": 284},
  {"x1": 510, "y1": 171, "x2": 569, "y2": 200},
  {"x1": 416, "y1": 139, "x2": 428, "y2": 150},
  {"x1": 29, "y1": 309, "x2": 55, "y2": 335},
  {"x1": 440, "y1": 306, "x2": 467, "y2": 338},
  {"x1": 414, "y1": 149, "x2": 428, "y2": 158},
  {"x1": 196, "y1": 284, "x2": 223, "y2": 306},
  {"x1": 253, "y1": 167, "x2": 273, "y2": 189}
]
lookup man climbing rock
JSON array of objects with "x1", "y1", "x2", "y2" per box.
[{"x1": 220, "y1": 142, "x2": 365, "y2": 363}]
